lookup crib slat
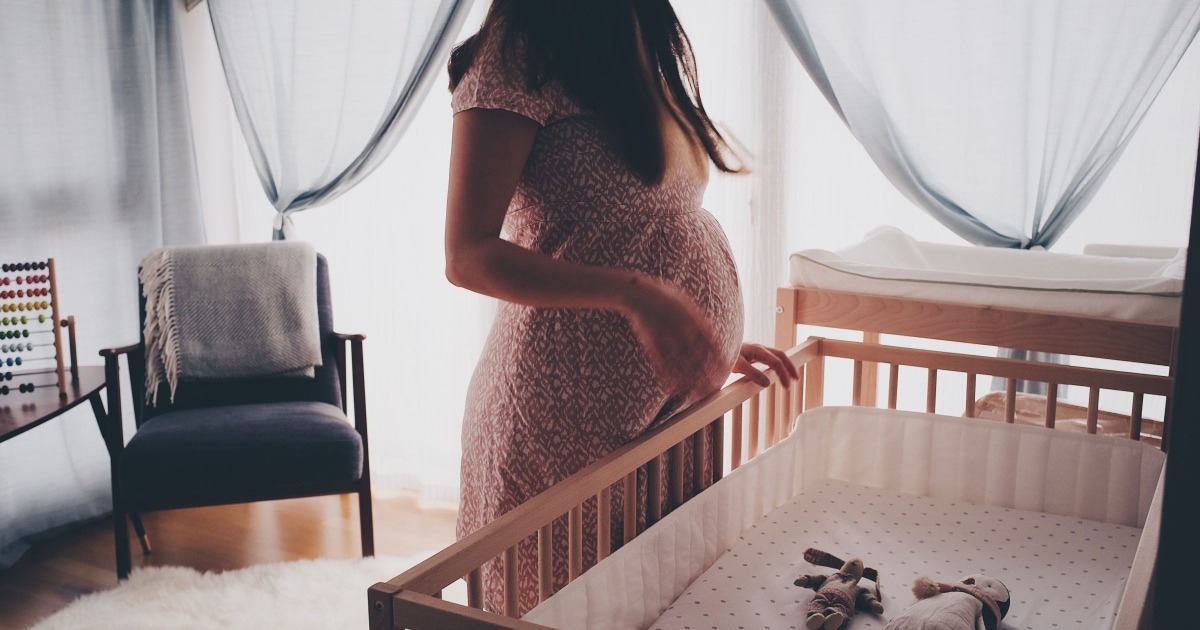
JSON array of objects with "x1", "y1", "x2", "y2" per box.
[
  {"x1": 1045, "y1": 383, "x2": 1058, "y2": 428},
  {"x1": 710, "y1": 417, "x2": 724, "y2": 483},
  {"x1": 852, "y1": 360, "x2": 864, "y2": 406},
  {"x1": 1087, "y1": 387, "x2": 1100, "y2": 434},
  {"x1": 1005, "y1": 378, "x2": 1017, "y2": 424},
  {"x1": 622, "y1": 471, "x2": 637, "y2": 544},
  {"x1": 805, "y1": 355, "x2": 824, "y2": 410},
  {"x1": 793, "y1": 373, "x2": 804, "y2": 422},
  {"x1": 647, "y1": 459, "x2": 662, "y2": 525},
  {"x1": 597, "y1": 486, "x2": 612, "y2": 561},
  {"x1": 467, "y1": 568, "x2": 483, "y2": 609},
  {"x1": 748, "y1": 392, "x2": 761, "y2": 458},
  {"x1": 1130, "y1": 393, "x2": 1145, "y2": 441},
  {"x1": 964, "y1": 373, "x2": 977, "y2": 418},
  {"x1": 926, "y1": 368, "x2": 938, "y2": 413},
  {"x1": 779, "y1": 381, "x2": 791, "y2": 440},
  {"x1": 568, "y1": 506, "x2": 583, "y2": 581},
  {"x1": 691, "y1": 430, "x2": 705, "y2": 495},
  {"x1": 537, "y1": 523, "x2": 553, "y2": 602},
  {"x1": 504, "y1": 546, "x2": 519, "y2": 617},
  {"x1": 861, "y1": 331, "x2": 880, "y2": 408},
  {"x1": 887, "y1": 364, "x2": 899, "y2": 410},
  {"x1": 765, "y1": 384, "x2": 777, "y2": 447},
  {"x1": 669, "y1": 441, "x2": 686, "y2": 511},
  {"x1": 731, "y1": 404, "x2": 743, "y2": 470}
]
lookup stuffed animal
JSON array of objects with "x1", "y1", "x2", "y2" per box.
[
  {"x1": 883, "y1": 574, "x2": 1011, "y2": 630},
  {"x1": 793, "y1": 548, "x2": 884, "y2": 630}
]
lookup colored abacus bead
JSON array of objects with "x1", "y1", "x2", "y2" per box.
[
  {"x1": 1, "y1": 386, "x2": 7, "y2": 395},
  {"x1": 14, "y1": 357, "x2": 20, "y2": 366}
]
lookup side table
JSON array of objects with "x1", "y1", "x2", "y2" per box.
[{"x1": 0, "y1": 366, "x2": 151, "y2": 555}]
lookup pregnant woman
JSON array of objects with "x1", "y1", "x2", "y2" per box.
[{"x1": 446, "y1": 0, "x2": 797, "y2": 614}]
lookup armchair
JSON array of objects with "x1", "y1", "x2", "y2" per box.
[{"x1": 100, "y1": 255, "x2": 373, "y2": 579}]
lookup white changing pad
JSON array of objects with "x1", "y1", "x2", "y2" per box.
[
  {"x1": 650, "y1": 479, "x2": 1141, "y2": 630},
  {"x1": 789, "y1": 227, "x2": 1184, "y2": 326}
]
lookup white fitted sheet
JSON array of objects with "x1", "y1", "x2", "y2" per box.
[
  {"x1": 523, "y1": 407, "x2": 1165, "y2": 630},
  {"x1": 650, "y1": 478, "x2": 1140, "y2": 630},
  {"x1": 788, "y1": 227, "x2": 1184, "y2": 326}
]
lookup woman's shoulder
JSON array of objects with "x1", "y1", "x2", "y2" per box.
[{"x1": 451, "y1": 25, "x2": 581, "y2": 126}]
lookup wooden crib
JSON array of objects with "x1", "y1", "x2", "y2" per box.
[{"x1": 368, "y1": 311, "x2": 1172, "y2": 629}]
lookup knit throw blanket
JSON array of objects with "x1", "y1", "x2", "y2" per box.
[{"x1": 140, "y1": 242, "x2": 322, "y2": 404}]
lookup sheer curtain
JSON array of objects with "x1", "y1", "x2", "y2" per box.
[
  {"x1": 184, "y1": 1, "x2": 1200, "y2": 503},
  {"x1": 0, "y1": 0, "x2": 205, "y2": 566},
  {"x1": 765, "y1": 0, "x2": 1200, "y2": 249},
  {"x1": 206, "y1": 0, "x2": 474, "y2": 239}
]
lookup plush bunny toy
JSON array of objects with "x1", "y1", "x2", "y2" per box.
[
  {"x1": 884, "y1": 574, "x2": 1011, "y2": 630},
  {"x1": 793, "y1": 548, "x2": 884, "y2": 630}
]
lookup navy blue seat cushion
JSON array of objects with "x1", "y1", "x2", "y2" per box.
[{"x1": 120, "y1": 401, "x2": 362, "y2": 507}]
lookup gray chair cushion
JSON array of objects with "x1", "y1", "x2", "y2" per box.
[{"x1": 120, "y1": 401, "x2": 362, "y2": 507}]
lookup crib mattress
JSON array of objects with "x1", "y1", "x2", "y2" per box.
[
  {"x1": 789, "y1": 227, "x2": 1184, "y2": 326},
  {"x1": 650, "y1": 478, "x2": 1141, "y2": 630}
]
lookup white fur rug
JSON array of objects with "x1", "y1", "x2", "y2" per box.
[{"x1": 30, "y1": 554, "x2": 468, "y2": 630}]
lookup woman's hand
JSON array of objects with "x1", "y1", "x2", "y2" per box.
[
  {"x1": 733, "y1": 342, "x2": 799, "y2": 388},
  {"x1": 623, "y1": 277, "x2": 726, "y2": 394}
]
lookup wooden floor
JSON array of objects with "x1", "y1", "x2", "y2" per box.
[{"x1": 0, "y1": 493, "x2": 458, "y2": 630}]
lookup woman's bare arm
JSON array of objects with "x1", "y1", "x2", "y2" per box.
[{"x1": 444, "y1": 108, "x2": 657, "y2": 312}]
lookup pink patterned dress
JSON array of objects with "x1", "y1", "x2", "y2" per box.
[{"x1": 453, "y1": 30, "x2": 744, "y2": 615}]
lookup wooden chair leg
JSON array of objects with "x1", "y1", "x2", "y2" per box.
[
  {"x1": 359, "y1": 483, "x2": 375, "y2": 557},
  {"x1": 130, "y1": 513, "x2": 152, "y2": 555},
  {"x1": 115, "y1": 508, "x2": 132, "y2": 579}
]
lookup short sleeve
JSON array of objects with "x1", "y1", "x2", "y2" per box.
[{"x1": 451, "y1": 29, "x2": 567, "y2": 126}]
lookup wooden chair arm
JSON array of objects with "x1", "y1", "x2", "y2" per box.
[{"x1": 100, "y1": 342, "x2": 142, "y2": 358}]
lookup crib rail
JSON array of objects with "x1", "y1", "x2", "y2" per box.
[
  {"x1": 370, "y1": 336, "x2": 1168, "y2": 629},
  {"x1": 370, "y1": 339, "x2": 821, "y2": 630}
]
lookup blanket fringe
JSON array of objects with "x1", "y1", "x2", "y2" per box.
[{"x1": 139, "y1": 249, "x2": 180, "y2": 406}]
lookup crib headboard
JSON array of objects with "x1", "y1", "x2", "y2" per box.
[{"x1": 776, "y1": 287, "x2": 1178, "y2": 367}]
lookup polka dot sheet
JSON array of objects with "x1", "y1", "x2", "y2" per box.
[{"x1": 650, "y1": 479, "x2": 1141, "y2": 630}]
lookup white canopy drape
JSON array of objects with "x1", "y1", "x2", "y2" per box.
[
  {"x1": 208, "y1": 0, "x2": 474, "y2": 239},
  {"x1": 765, "y1": 0, "x2": 1200, "y2": 248}
]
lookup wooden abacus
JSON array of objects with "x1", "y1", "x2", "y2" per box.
[{"x1": 0, "y1": 258, "x2": 77, "y2": 399}]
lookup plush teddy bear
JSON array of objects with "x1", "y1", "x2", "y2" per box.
[
  {"x1": 883, "y1": 574, "x2": 1011, "y2": 630},
  {"x1": 793, "y1": 548, "x2": 884, "y2": 630}
]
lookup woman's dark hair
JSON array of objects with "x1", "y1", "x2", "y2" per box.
[{"x1": 449, "y1": 0, "x2": 742, "y2": 185}]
